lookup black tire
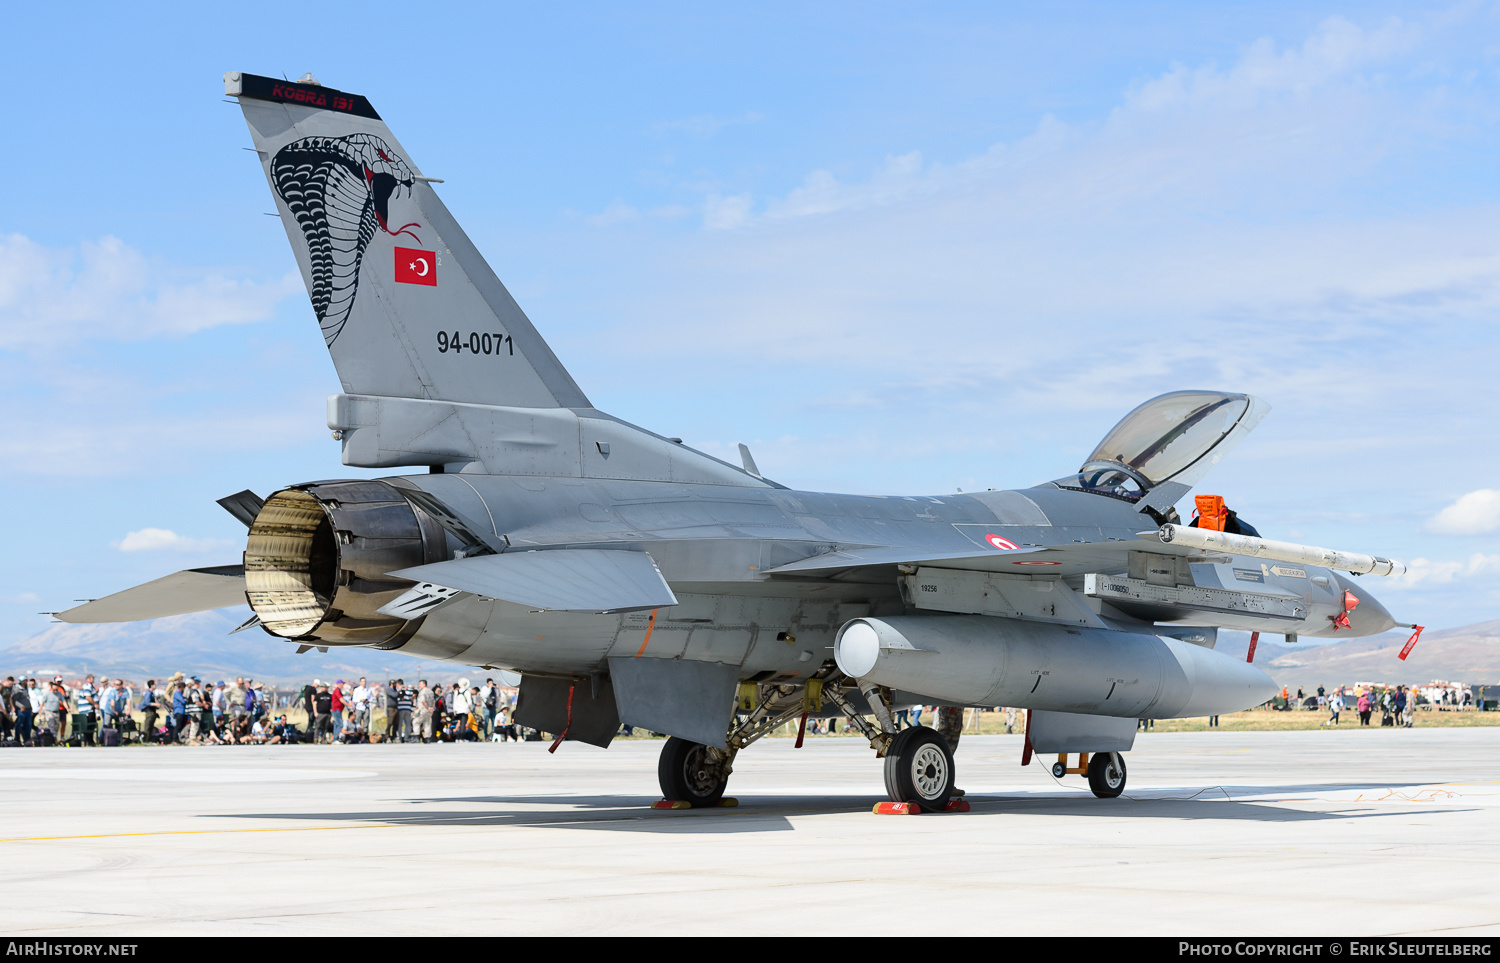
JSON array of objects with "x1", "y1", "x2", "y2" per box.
[
  {"x1": 657, "y1": 736, "x2": 728, "y2": 807},
  {"x1": 883, "y1": 726, "x2": 955, "y2": 812},
  {"x1": 1087, "y1": 751, "x2": 1127, "y2": 798}
]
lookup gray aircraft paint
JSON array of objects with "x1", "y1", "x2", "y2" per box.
[{"x1": 56, "y1": 73, "x2": 1408, "y2": 761}]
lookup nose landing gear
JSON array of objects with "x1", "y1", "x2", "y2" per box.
[
  {"x1": 1087, "y1": 751, "x2": 1127, "y2": 798},
  {"x1": 1048, "y1": 751, "x2": 1128, "y2": 797}
]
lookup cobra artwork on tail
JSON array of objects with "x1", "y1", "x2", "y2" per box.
[{"x1": 269, "y1": 134, "x2": 419, "y2": 345}]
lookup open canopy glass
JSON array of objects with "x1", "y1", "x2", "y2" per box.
[{"x1": 1050, "y1": 391, "x2": 1258, "y2": 502}]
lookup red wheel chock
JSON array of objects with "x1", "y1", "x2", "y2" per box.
[
  {"x1": 873, "y1": 798, "x2": 970, "y2": 815},
  {"x1": 650, "y1": 798, "x2": 738, "y2": 810}
]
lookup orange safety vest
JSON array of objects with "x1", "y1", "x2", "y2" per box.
[{"x1": 1195, "y1": 495, "x2": 1228, "y2": 532}]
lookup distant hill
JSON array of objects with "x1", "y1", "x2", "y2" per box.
[
  {"x1": 1214, "y1": 622, "x2": 1500, "y2": 690},
  {"x1": 0, "y1": 610, "x2": 453, "y2": 686},
  {"x1": 6, "y1": 609, "x2": 1496, "y2": 692}
]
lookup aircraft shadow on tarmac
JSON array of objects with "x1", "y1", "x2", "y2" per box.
[
  {"x1": 223, "y1": 781, "x2": 1460, "y2": 832},
  {"x1": 226, "y1": 796, "x2": 810, "y2": 833}
]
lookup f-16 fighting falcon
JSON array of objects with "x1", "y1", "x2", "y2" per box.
[{"x1": 57, "y1": 72, "x2": 1416, "y2": 812}]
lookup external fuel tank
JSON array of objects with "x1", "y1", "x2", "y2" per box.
[{"x1": 834, "y1": 615, "x2": 1277, "y2": 719}]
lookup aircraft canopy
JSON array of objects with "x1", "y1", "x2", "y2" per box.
[{"x1": 1052, "y1": 391, "x2": 1266, "y2": 502}]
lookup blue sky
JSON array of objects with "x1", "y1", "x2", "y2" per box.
[{"x1": 2, "y1": 1, "x2": 1499, "y2": 646}]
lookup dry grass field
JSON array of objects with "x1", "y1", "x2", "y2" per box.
[
  {"x1": 773, "y1": 705, "x2": 1500, "y2": 739},
  {"x1": 93, "y1": 703, "x2": 1498, "y2": 747}
]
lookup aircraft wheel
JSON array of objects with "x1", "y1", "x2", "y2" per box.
[
  {"x1": 1087, "y1": 751, "x2": 1127, "y2": 798},
  {"x1": 657, "y1": 736, "x2": 728, "y2": 807},
  {"x1": 883, "y1": 726, "x2": 955, "y2": 812}
]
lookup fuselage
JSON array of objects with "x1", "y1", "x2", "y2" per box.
[{"x1": 386, "y1": 473, "x2": 1395, "y2": 685}]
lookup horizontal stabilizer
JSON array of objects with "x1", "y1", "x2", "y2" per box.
[
  {"x1": 56, "y1": 566, "x2": 246, "y2": 623},
  {"x1": 216, "y1": 490, "x2": 264, "y2": 529},
  {"x1": 386, "y1": 549, "x2": 677, "y2": 614}
]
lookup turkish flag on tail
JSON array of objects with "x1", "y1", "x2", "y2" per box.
[{"x1": 395, "y1": 247, "x2": 437, "y2": 285}]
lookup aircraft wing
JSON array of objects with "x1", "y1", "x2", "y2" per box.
[
  {"x1": 55, "y1": 565, "x2": 247, "y2": 623},
  {"x1": 384, "y1": 549, "x2": 678, "y2": 616},
  {"x1": 765, "y1": 545, "x2": 1048, "y2": 576}
]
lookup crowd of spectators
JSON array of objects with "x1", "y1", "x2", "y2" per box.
[
  {"x1": 0, "y1": 670, "x2": 1488, "y2": 747},
  {"x1": 1275, "y1": 682, "x2": 1484, "y2": 727},
  {"x1": 1314, "y1": 684, "x2": 1416, "y2": 727},
  {"x1": 0, "y1": 672, "x2": 522, "y2": 747}
]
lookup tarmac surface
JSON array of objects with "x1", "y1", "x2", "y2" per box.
[{"x1": 4, "y1": 728, "x2": 1498, "y2": 936}]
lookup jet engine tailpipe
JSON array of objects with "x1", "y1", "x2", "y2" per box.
[
  {"x1": 244, "y1": 479, "x2": 446, "y2": 645},
  {"x1": 833, "y1": 616, "x2": 1276, "y2": 719},
  {"x1": 1157, "y1": 524, "x2": 1405, "y2": 577}
]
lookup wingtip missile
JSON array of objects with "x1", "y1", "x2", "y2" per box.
[{"x1": 1157, "y1": 524, "x2": 1406, "y2": 577}]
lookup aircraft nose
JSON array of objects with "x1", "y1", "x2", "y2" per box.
[{"x1": 1333, "y1": 573, "x2": 1397, "y2": 635}]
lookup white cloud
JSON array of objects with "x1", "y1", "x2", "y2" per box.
[
  {"x1": 696, "y1": 18, "x2": 1424, "y2": 234},
  {"x1": 0, "y1": 234, "x2": 301, "y2": 348},
  {"x1": 598, "y1": 10, "x2": 1500, "y2": 418},
  {"x1": 763, "y1": 151, "x2": 929, "y2": 221},
  {"x1": 679, "y1": 15, "x2": 1440, "y2": 246},
  {"x1": 586, "y1": 201, "x2": 641, "y2": 228},
  {"x1": 584, "y1": 201, "x2": 691, "y2": 228},
  {"x1": 703, "y1": 193, "x2": 753, "y2": 230},
  {"x1": 1385, "y1": 553, "x2": 1500, "y2": 589},
  {"x1": 0, "y1": 232, "x2": 324, "y2": 476},
  {"x1": 113, "y1": 529, "x2": 235, "y2": 554},
  {"x1": 1123, "y1": 16, "x2": 1419, "y2": 113},
  {"x1": 0, "y1": 404, "x2": 320, "y2": 477},
  {"x1": 1426, "y1": 490, "x2": 1500, "y2": 535}
]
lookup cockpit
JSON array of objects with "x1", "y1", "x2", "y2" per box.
[{"x1": 1047, "y1": 390, "x2": 1267, "y2": 505}]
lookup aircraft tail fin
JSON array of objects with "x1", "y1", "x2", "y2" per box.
[{"x1": 226, "y1": 72, "x2": 588, "y2": 409}]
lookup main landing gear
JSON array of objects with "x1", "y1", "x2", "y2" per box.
[
  {"x1": 654, "y1": 665, "x2": 842, "y2": 808},
  {"x1": 652, "y1": 669, "x2": 968, "y2": 814},
  {"x1": 883, "y1": 726, "x2": 955, "y2": 812},
  {"x1": 825, "y1": 679, "x2": 965, "y2": 813},
  {"x1": 657, "y1": 736, "x2": 730, "y2": 807}
]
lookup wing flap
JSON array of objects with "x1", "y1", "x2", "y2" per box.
[
  {"x1": 56, "y1": 566, "x2": 247, "y2": 623},
  {"x1": 386, "y1": 549, "x2": 677, "y2": 614}
]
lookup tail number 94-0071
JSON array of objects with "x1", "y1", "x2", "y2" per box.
[{"x1": 437, "y1": 331, "x2": 514, "y2": 356}]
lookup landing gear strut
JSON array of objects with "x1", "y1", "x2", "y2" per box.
[
  {"x1": 823, "y1": 679, "x2": 962, "y2": 811},
  {"x1": 656, "y1": 665, "x2": 845, "y2": 807}
]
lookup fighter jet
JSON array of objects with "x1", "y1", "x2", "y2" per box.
[{"x1": 58, "y1": 73, "x2": 1413, "y2": 811}]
